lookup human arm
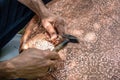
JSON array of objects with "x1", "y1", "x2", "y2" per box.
[
  {"x1": 0, "y1": 48, "x2": 60, "y2": 79},
  {"x1": 18, "y1": 0, "x2": 65, "y2": 40},
  {"x1": 18, "y1": 0, "x2": 50, "y2": 18}
]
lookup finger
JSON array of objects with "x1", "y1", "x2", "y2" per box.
[
  {"x1": 39, "y1": 59, "x2": 57, "y2": 67},
  {"x1": 24, "y1": 48, "x2": 60, "y2": 61},
  {"x1": 20, "y1": 16, "x2": 39, "y2": 52},
  {"x1": 22, "y1": 15, "x2": 38, "y2": 43},
  {"x1": 55, "y1": 18, "x2": 65, "y2": 35},
  {"x1": 44, "y1": 50, "x2": 60, "y2": 60},
  {"x1": 42, "y1": 19, "x2": 58, "y2": 40},
  {"x1": 19, "y1": 26, "x2": 31, "y2": 52}
]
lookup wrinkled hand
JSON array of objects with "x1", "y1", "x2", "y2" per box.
[
  {"x1": 41, "y1": 15, "x2": 65, "y2": 40},
  {"x1": 20, "y1": 15, "x2": 65, "y2": 52},
  {"x1": 0, "y1": 48, "x2": 60, "y2": 79},
  {"x1": 18, "y1": 0, "x2": 65, "y2": 41}
]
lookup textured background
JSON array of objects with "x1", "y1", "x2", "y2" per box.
[{"x1": 39, "y1": 0, "x2": 120, "y2": 80}]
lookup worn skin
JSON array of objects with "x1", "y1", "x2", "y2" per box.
[
  {"x1": 18, "y1": 0, "x2": 65, "y2": 42},
  {"x1": 20, "y1": 15, "x2": 64, "y2": 52},
  {"x1": 21, "y1": 0, "x2": 120, "y2": 80},
  {"x1": 19, "y1": 0, "x2": 65, "y2": 52},
  {"x1": 0, "y1": 0, "x2": 64, "y2": 79},
  {"x1": 0, "y1": 48, "x2": 60, "y2": 79}
]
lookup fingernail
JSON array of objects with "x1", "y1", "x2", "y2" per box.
[{"x1": 51, "y1": 34, "x2": 57, "y2": 40}]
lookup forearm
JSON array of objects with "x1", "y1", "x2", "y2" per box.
[
  {"x1": 18, "y1": 0, "x2": 50, "y2": 18},
  {"x1": 0, "y1": 52, "x2": 32, "y2": 79}
]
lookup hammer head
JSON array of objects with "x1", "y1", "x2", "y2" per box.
[
  {"x1": 62, "y1": 34, "x2": 79, "y2": 43},
  {"x1": 53, "y1": 34, "x2": 79, "y2": 52}
]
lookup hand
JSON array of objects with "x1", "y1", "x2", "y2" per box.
[
  {"x1": 18, "y1": 0, "x2": 65, "y2": 41},
  {"x1": 0, "y1": 48, "x2": 60, "y2": 79},
  {"x1": 41, "y1": 15, "x2": 65, "y2": 41},
  {"x1": 20, "y1": 15, "x2": 65, "y2": 52}
]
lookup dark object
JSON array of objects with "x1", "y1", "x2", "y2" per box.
[
  {"x1": 53, "y1": 34, "x2": 79, "y2": 51},
  {"x1": 62, "y1": 34, "x2": 79, "y2": 43}
]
